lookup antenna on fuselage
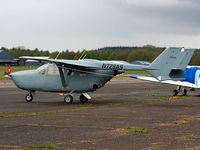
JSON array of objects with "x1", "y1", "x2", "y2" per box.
[{"x1": 55, "y1": 51, "x2": 62, "y2": 59}]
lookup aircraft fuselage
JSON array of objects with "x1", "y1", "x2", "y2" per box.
[{"x1": 11, "y1": 63, "x2": 115, "y2": 93}]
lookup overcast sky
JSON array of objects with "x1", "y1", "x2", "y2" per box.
[{"x1": 0, "y1": 0, "x2": 200, "y2": 51}]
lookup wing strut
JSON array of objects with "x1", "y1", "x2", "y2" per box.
[{"x1": 58, "y1": 65, "x2": 67, "y2": 89}]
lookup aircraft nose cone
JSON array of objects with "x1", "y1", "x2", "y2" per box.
[
  {"x1": 10, "y1": 72, "x2": 22, "y2": 80},
  {"x1": 10, "y1": 72, "x2": 17, "y2": 77},
  {"x1": 10, "y1": 70, "x2": 35, "y2": 89},
  {"x1": 10, "y1": 72, "x2": 24, "y2": 87}
]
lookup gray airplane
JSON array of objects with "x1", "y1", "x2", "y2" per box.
[{"x1": 6, "y1": 47, "x2": 195, "y2": 103}]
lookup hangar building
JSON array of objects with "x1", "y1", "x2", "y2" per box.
[{"x1": 0, "y1": 50, "x2": 16, "y2": 66}]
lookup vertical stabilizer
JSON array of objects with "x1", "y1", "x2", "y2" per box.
[{"x1": 147, "y1": 47, "x2": 196, "y2": 81}]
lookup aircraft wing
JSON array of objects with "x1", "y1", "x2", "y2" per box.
[
  {"x1": 187, "y1": 65, "x2": 200, "y2": 69},
  {"x1": 130, "y1": 75, "x2": 198, "y2": 88},
  {"x1": 19, "y1": 56, "x2": 97, "y2": 70}
]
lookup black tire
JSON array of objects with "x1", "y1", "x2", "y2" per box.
[
  {"x1": 173, "y1": 90, "x2": 178, "y2": 96},
  {"x1": 25, "y1": 94, "x2": 33, "y2": 102},
  {"x1": 80, "y1": 94, "x2": 88, "y2": 103},
  {"x1": 182, "y1": 89, "x2": 187, "y2": 96},
  {"x1": 64, "y1": 95, "x2": 73, "y2": 104}
]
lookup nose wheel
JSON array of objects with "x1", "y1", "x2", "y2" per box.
[{"x1": 25, "y1": 93, "x2": 33, "y2": 102}]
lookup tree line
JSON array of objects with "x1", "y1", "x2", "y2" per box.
[{"x1": 1, "y1": 46, "x2": 200, "y2": 65}]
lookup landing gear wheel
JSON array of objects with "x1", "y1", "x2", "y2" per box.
[
  {"x1": 182, "y1": 88, "x2": 187, "y2": 96},
  {"x1": 173, "y1": 89, "x2": 178, "y2": 96},
  {"x1": 80, "y1": 94, "x2": 88, "y2": 103},
  {"x1": 25, "y1": 94, "x2": 33, "y2": 102},
  {"x1": 64, "y1": 95, "x2": 73, "y2": 104}
]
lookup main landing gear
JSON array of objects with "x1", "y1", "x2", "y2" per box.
[
  {"x1": 64, "y1": 93, "x2": 91, "y2": 104},
  {"x1": 173, "y1": 86, "x2": 187, "y2": 96},
  {"x1": 25, "y1": 91, "x2": 35, "y2": 102},
  {"x1": 64, "y1": 95, "x2": 73, "y2": 103},
  {"x1": 24, "y1": 91, "x2": 91, "y2": 104},
  {"x1": 79, "y1": 94, "x2": 89, "y2": 103}
]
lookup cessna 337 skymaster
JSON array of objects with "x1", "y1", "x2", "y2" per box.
[{"x1": 6, "y1": 47, "x2": 195, "y2": 103}]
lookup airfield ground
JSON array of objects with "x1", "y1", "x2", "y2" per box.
[{"x1": 0, "y1": 79, "x2": 200, "y2": 150}]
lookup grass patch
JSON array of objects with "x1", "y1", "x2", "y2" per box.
[
  {"x1": 145, "y1": 94, "x2": 156, "y2": 97},
  {"x1": 24, "y1": 144, "x2": 57, "y2": 149},
  {"x1": 172, "y1": 121, "x2": 179, "y2": 125},
  {"x1": 124, "y1": 126, "x2": 148, "y2": 134},
  {"x1": 158, "y1": 96, "x2": 189, "y2": 101},
  {"x1": 180, "y1": 119, "x2": 193, "y2": 123},
  {"x1": 160, "y1": 117, "x2": 193, "y2": 127},
  {"x1": 115, "y1": 70, "x2": 150, "y2": 78},
  {"x1": 182, "y1": 136, "x2": 200, "y2": 140},
  {"x1": 0, "y1": 107, "x2": 93, "y2": 119},
  {"x1": 84, "y1": 147, "x2": 96, "y2": 150},
  {"x1": 124, "y1": 70, "x2": 150, "y2": 76},
  {"x1": 0, "y1": 145, "x2": 22, "y2": 149},
  {"x1": 0, "y1": 144, "x2": 57, "y2": 150},
  {"x1": 0, "y1": 96, "x2": 191, "y2": 119},
  {"x1": 81, "y1": 139, "x2": 96, "y2": 144}
]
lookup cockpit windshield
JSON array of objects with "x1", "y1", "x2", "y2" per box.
[
  {"x1": 37, "y1": 64, "x2": 49, "y2": 74},
  {"x1": 37, "y1": 63, "x2": 59, "y2": 75}
]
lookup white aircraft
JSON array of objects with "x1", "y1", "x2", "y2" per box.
[{"x1": 130, "y1": 65, "x2": 200, "y2": 96}]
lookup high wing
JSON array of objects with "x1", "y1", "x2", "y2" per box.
[
  {"x1": 130, "y1": 75, "x2": 198, "y2": 88},
  {"x1": 19, "y1": 56, "x2": 98, "y2": 70},
  {"x1": 19, "y1": 56, "x2": 100, "y2": 89},
  {"x1": 19, "y1": 56, "x2": 149, "y2": 71}
]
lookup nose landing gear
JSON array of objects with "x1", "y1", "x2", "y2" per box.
[{"x1": 25, "y1": 91, "x2": 35, "y2": 102}]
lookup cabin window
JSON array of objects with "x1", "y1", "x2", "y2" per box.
[{"x1": 65, "y1": 69, "x2": 75, "y2": 76}]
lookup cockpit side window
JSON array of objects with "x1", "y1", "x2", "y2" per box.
[{"x1": 48, "y1": 64, "x2": 59, "y2": 75}]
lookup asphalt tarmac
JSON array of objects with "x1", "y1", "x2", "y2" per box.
[{"x1": 0, "y1": 79, "x2": 200, "y2": 150}]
